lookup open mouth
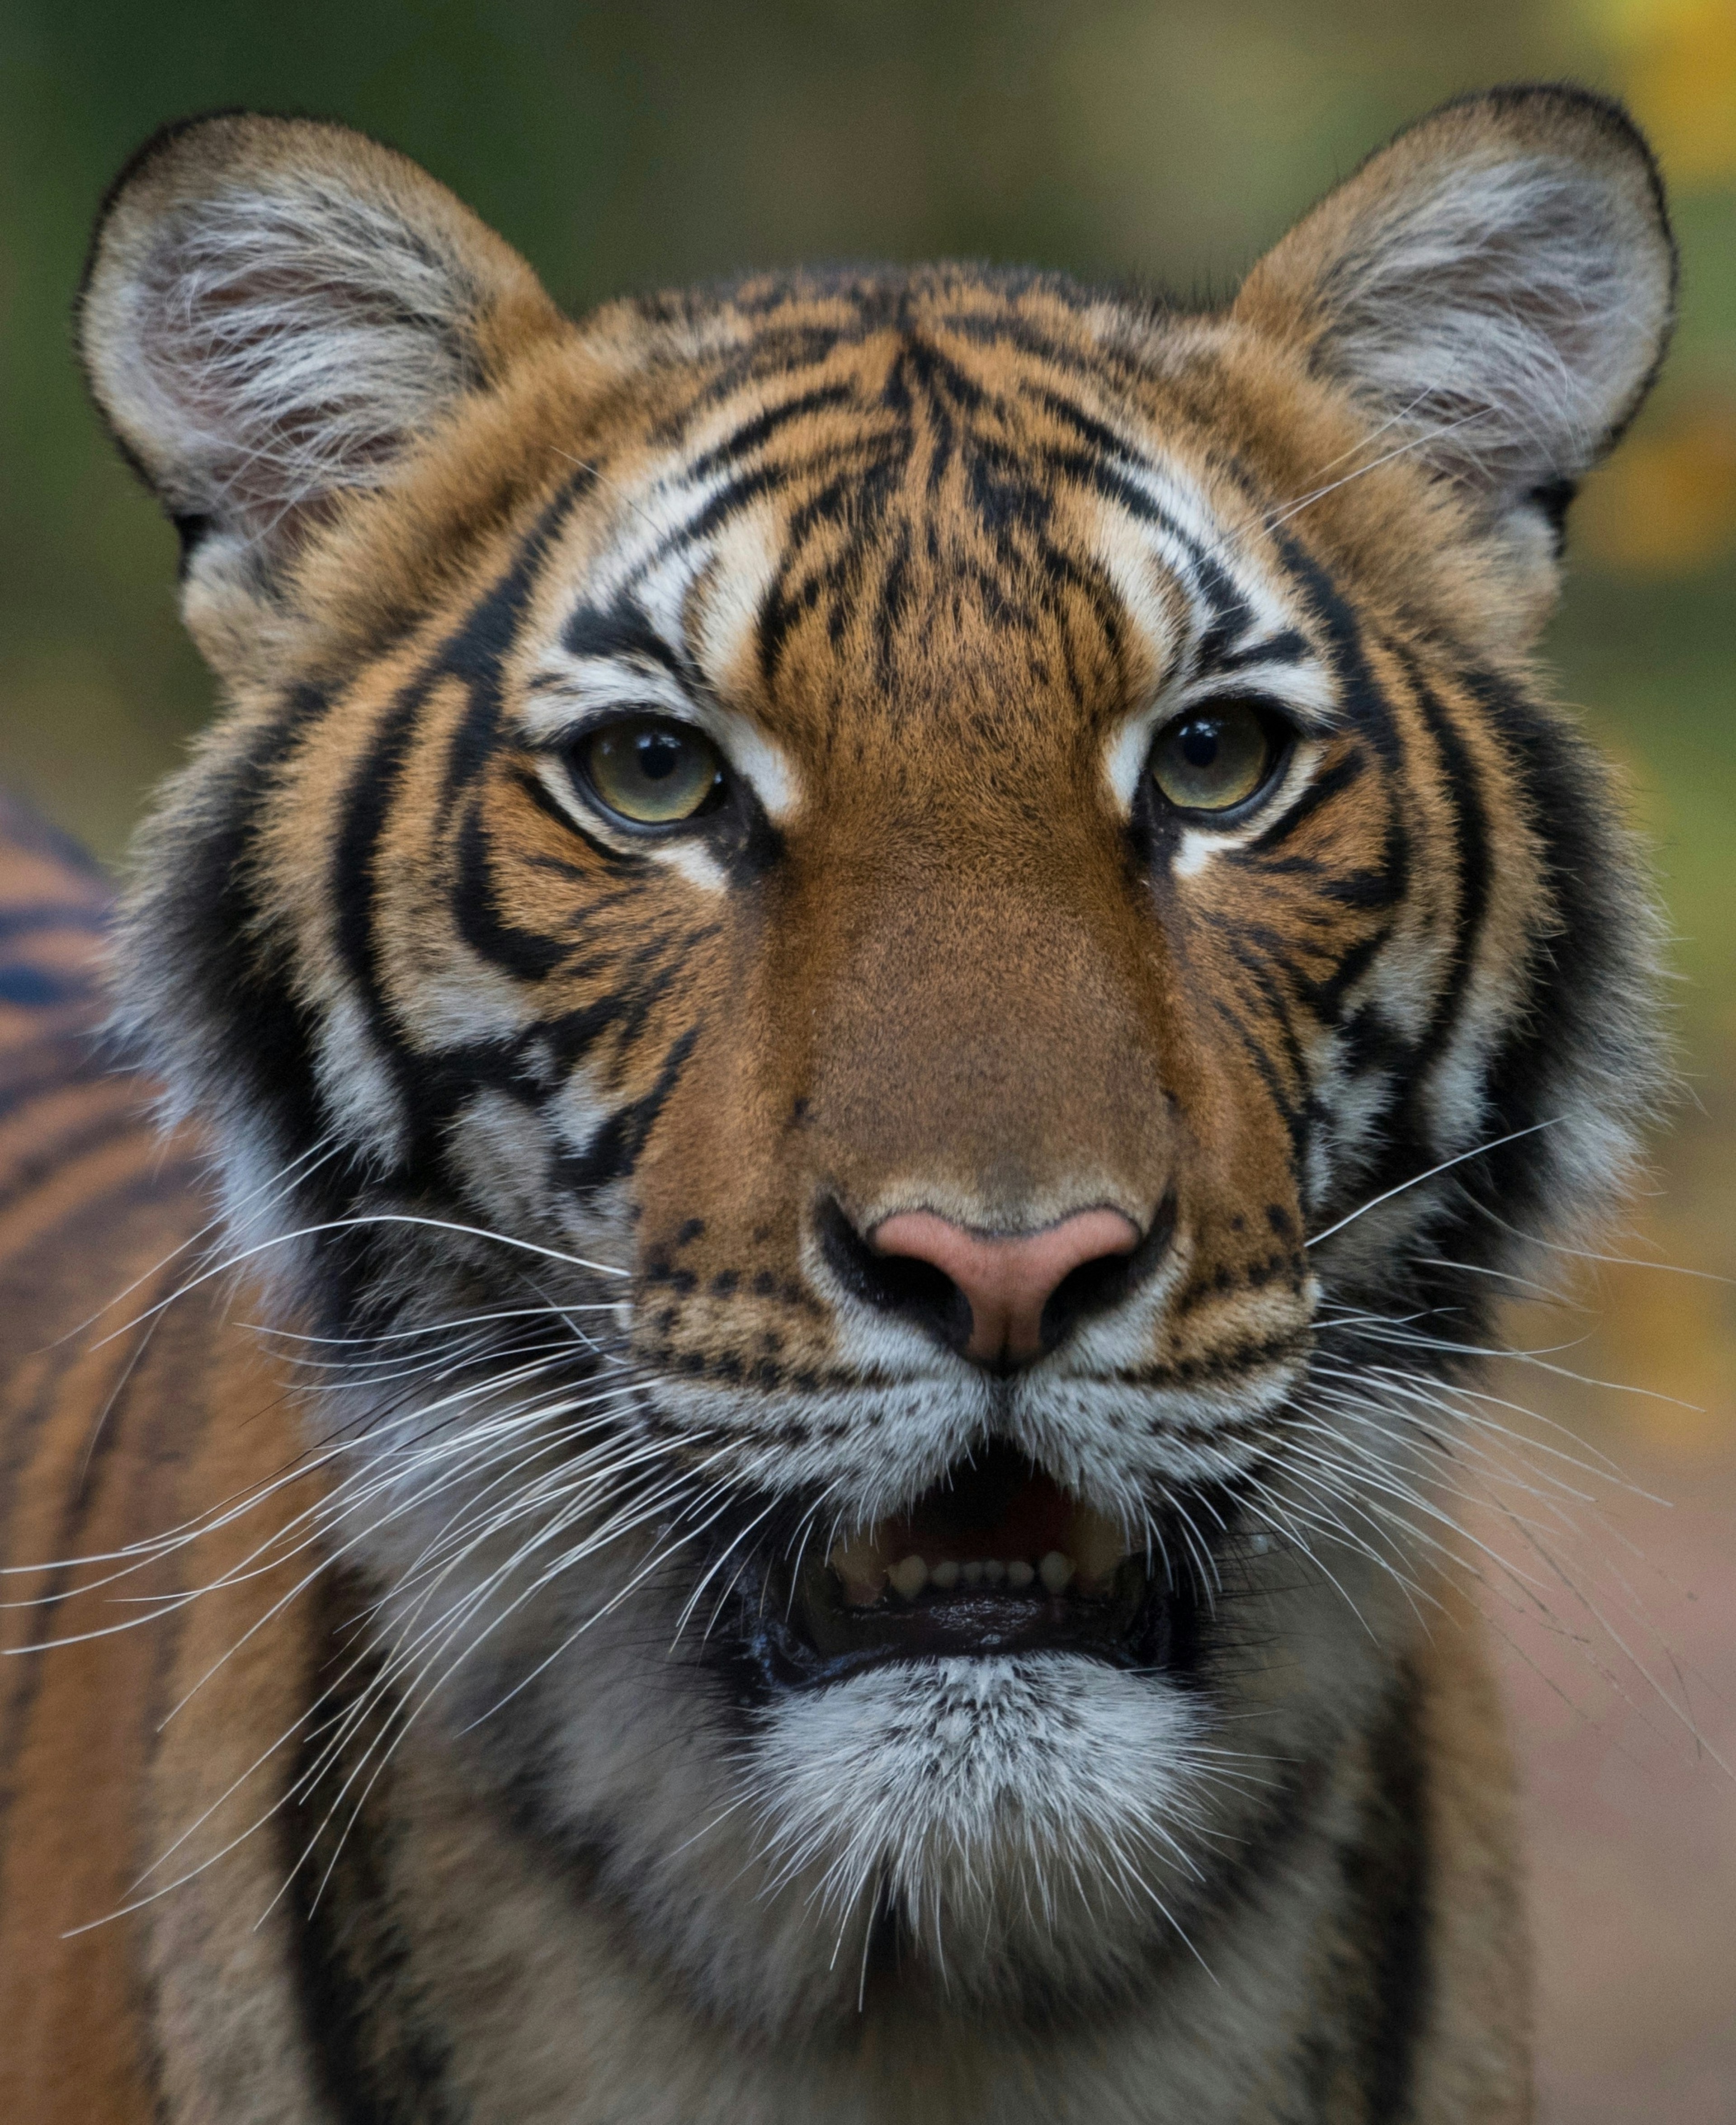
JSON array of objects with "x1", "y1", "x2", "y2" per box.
[{"x1": 743, "y1": 1442, "x2": 1198, "y2": 1689}]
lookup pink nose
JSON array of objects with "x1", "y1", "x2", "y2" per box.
[{"x1": 871, "y1": 1208, "x2": 1142, "y2": 1366}]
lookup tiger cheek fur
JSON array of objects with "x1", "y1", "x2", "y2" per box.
[{"x1": 0, "y1": 82, "x2": 1675, "y2": 2123}]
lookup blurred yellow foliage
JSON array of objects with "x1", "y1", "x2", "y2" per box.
[
  {"x1": 1595, "y1": 1258, "x2": 1732, "y2": 1451},
  {"x1": 1576, "y1": 396, "x2": 1736, "y2": 568},
  {"x1": 1589, "y1": 0, "x2": 1736, "y2": 183},
  {"x1": 1565, "y1": 2, "x2": 1736, "y2": 567}
]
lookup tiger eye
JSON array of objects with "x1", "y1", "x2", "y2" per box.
[
  {"x1": 1149, "y1": 702, "x2": 1280, "y2": 814},
  {"x1": 581, "y1": 716, "x2": 723, "y2": 826}
]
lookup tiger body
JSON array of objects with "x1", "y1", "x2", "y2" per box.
[{"x1": 0, "y1": 86, "x2": 1675, "y2": 2121}]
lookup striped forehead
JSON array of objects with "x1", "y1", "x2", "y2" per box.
[{"x1": 515, "y1": 354, "x2": 1337, "y2": 782}]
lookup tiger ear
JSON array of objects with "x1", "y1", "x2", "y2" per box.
[
  {"x1": 1234, "y1": 85, "x2": 1675, "y2": 543},
  {"x1": 79, "y1": 112, "x2": 562, "y2": 587}
]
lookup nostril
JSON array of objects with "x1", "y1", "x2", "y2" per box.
[
  {"x1": 814, "y1": 1197, "x2": 974, "y2": 1353},
  {"x1": 1038, "y1": 1193, "x2": 1176, "y2": 1352},
  {"x1": 821, "y1": 1199, "x2": 1167, "y2": 1368}
]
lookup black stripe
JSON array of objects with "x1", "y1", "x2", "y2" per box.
[
  {"x1": 1296, "y1": 926, "x2": 1392, "y2": 1030},
  {"x1": 1210, "y1": 625, "x2": 1311, "y2": 676},
  {"x1": 332, "y1": 473, "x2": 596, "y2": 1181},
  {"x1": 1028, "y1": 385, "x2": 1158, "y2": 479},
  {"x1": 559, "y1": 594, "x2": 687, "y2": 676},
  {"x1": 1341, "y1": 1664, "x2": 1432, "y2": 2122},
  {"x1": 552, "y1": 1023, "x2": 700, "y2": 1198},
  {"x1": 1222, "y1": 933, "x2": 1311, "y2": 1091},
  {"x1": 685, "y1": 379, "x2": 857, "y2": 480},
  {"x1": 1244, "y1": 749, "x2": 1368, "y2": 855},
  {"x1": 288, "y1": 1572, "x2": 465, "y2": 2125},
  {"x1": 1388, "y1": 638, "x2": 1492, "y2": 1073},
  {"x1": 1272, "y1": 532, "x2": 1402, "y2": 768},
  {"x1": 1210, "y1": 994, "x2": 1311, "y2": 1176},
  {"x1": 508, "y1": 765, "x2": 657, "y2": 872},
  {"x1": 450, "y1": 795, "x2": 571, "y2": 981},
  {"x1": 1459, "y1": 662, "x2": 1635, "y2": 1225},
  {"x1": 169, "y1": 678, "x2": 337, "y2": 1173},
  {"x1": 1058, "y1": 448, "x2": 1254, "y2": 652},
  {"x1": 679, "y1": 456, "x2": 806, "y2": 555},
  {"x1": 436, "y1": 465, "x2": 601, "y2": 820}
]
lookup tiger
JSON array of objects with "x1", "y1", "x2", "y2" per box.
[{"x1": 0, "y1": 81, "x2": 1675, "y2": 2123}]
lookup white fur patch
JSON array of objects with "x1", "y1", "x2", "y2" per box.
[
  {"x1": 312, "y1": 991, "x2": 406, "y2": 1165},
  {"x1": 747, "y1": 1654, "x2": 1210, "y2": 1960},
  {"x1": 1322, "y1": 152, "x2": 1673, "y2": 493},
  {"x1": 101, "y1": 184, "x2": 483, "y2": 532}
]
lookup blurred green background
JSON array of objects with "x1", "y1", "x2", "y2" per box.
[{"x1": 2, "y1": 1, "x2": 1731, "y2": 2116}]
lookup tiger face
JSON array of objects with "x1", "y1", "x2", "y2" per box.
[{"x1": 81, "y1": 89, "x2": 1671, "y2": 2031}]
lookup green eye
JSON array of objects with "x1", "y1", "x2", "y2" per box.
[
  {"x1": 1149, "y1": 701, "x2": 1283, "y2": 814},
  {"x1": 580, "y1": 716, "x2": 724, "y2": 827}
]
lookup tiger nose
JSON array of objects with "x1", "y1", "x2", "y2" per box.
[{"x1": 870, "y1": 1208, "x2": 1142, "y2": 1366}]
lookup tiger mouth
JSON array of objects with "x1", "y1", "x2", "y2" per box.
[{"x1": 744, "y1": 1442, "x2": 1194, "y2": 1688}]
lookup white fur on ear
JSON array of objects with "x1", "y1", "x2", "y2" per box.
[
  {"x1": 80, "y1": 113, "x2": 559, "y2": 560},
  {"x1": 1236, "y1": 86, "x2": 1675, "y2": 509}
]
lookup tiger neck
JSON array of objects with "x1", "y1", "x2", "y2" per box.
[{"x1": 149, "y1": 1567, "x2": 1503, "y2": 2125}]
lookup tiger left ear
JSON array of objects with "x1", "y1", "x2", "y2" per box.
[
  {"x1": 1234, "y1": 84, "x2": 1675, "y2": 567},
  {"x1": 79, "y1": 113, "x2": 564, "y2": 615}
]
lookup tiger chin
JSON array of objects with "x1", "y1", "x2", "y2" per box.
[{"x1": 0, "y1": 83, "x2": 1675, "y2": 2125}]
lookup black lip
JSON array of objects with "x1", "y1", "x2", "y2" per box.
[{"x1": 746, "y1": 1547, "x2": 1183, "y2": 1690}]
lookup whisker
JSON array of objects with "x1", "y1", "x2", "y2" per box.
[{"x1": 1306, "y1": 1118, "x2": 1561, "y2": 1249}]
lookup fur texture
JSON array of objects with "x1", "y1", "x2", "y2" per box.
[{"x1": 0, "y1": 83, "x2": 1675, "y2": 2121}]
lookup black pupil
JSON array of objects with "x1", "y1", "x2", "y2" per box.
[
  {"x1": 1179, "y1": 720, "x2": 1220, "y2": 768},
  {"x1": 637, "y1": 731, "x2": 682, "y2": 782}
]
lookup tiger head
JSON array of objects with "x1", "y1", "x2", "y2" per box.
[{"x1": 80, "y1": 89, "x2": 1671, "y2": 2028}]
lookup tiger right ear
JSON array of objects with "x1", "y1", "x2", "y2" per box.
[
  {"x1": 1234, "y1": 85, "x2": 1675, "y2": 531},
  {"x1": 79, "y1": 112, "x2": 563, "y2": 584}
]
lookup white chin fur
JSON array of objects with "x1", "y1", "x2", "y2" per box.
[{"x1": 745, "y1": 1653, "x2": 1212, "y2": 2002}]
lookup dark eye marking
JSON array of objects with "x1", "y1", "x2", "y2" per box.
[
  {"x1": 1194, "y1": 626, "x2": 1313, "y2": 679},
  {"x1": 561, "y1": 602, "x2": 687, "y2": 675}
]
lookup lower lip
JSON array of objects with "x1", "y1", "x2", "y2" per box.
[{"x1": 741, "y1": 1552, "x2": 1180, "y2": 1691}]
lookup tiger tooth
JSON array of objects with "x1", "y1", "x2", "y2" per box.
[
  {"x1": 828, "y1": 1534, "x2": 888, "y2": 1607},
  {"x1": 1006, "y1": 1559, "x2": 1035, "y2": 1590},
  {"x1": 980, "y1": 1559, "x2": 1005, "y2": 1586},
  {"x1": 1069, "y1": 1506, "x2": 1129, "y2": 1591},
  {"x1": 929, "y1": 1560, "x2": 960, "y2": 1591},
  {"x1": 960, "y1": 1561, "x2": 984, "y2": 1587},
  {"x1": 1038, "y1": 1550, "x2": 1074, "y2": 1594},
  {"x1": 888, "y1": 1554, "x2": 928, "y2": 1602}
]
